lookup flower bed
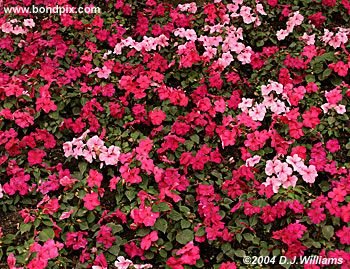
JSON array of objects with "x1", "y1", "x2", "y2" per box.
[{"x1": 0, "y1": 0, "x2": 349, "y2": 268}]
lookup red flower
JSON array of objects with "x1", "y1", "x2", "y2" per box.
[
  {"x1": 97, "y1": 226, "x2": 116, "y2": 249},
  {"x1": 329, "y1": 61, "x2": 349, "y2": 77},
  {"x1": 308, "y1": 12, "x2": 326, "y2": 28},
  {"x1": 149, "y1": 109, "x2": 166, "y2": 125},
  {"x1": 28, "y1": 149, "x2": 46, "y2": 166},
  {"x1": 267, "y1": 0, "x2": 278, "y2": 7},
  {"x1": 176, "y1": 242, "x2": 200, "y2": 265},
  {"x1": 326, "y1": 139, "x2": 340, "y2": 153},
  {"x1": 65, "y1": 231, "x2": 88, "y2": 250},
  {"x1": 322, "y1": 0, "x2": 337, "y2": 7},
  {"x1": 302, "y1": 107, "x2": 321, "y2": 128},
  {"x1": 336, "y1": 227, "x2": 350, "y2": 244}
]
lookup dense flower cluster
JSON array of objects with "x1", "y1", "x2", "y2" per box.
[{"x1": 0, "y1": 0, "x2": 349, "y2": 268}]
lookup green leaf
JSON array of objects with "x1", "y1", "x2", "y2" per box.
[
  {"x1": 152, "y1": 202, "x2": 170, "y2": 212},
  {"x1": 176, "y1": 229, "x2": 194, "y2": 244},
  {"x1": 154, "y1": 218, "x2": 168, "y2": 233},
  {"x1": 322, "y1": 225, "x2": 334, "y2": 241},
  {"x1": 243, "y1": 233, "x2": 254, "y2": 241},
  {"x1": 180, "y1": 220, "x2": 191, "y2": 229},
  {"x1": 87, "y1": 211, "x2": 95, "y2": 223},
  {"x1": 184, "y1": 140, "x2": 194, "y2": 151},
  {"x1": 79, "y1": 221, "x2": 89, "y2": 231},
  {"x1": 195, "y1": 227, "x2": 205, "y2": 237},
  {"x1": 39, "y1": 228, "x2": 55, "y2": 241},
  {"x1": 108, "y1": 224, "x2": 123, "y2": 234},
  {"x1": 190, "y1": 134, "x2": 200, "y2": 144},
  {"x1": 125, "y1": 190, "x2": 136, "y2": 201},
  {"x1": 234, "y1": 249, "x2": 245, "y2": 258},
  {"x1": 236, "y1": 233, "x2": 242, "y2": 243},
  {"x1": 211, "y1": 170, "x2": 222, "y2": 179},
  {"x1": 179, "y1": 206, "x2": 190, "y2": 213},
  {"x1": 20, "y1": 223, "x2": 32, "y2": 234},
  {"x1": 108, "y1": 245, "x2": 120, "y2": 256},
  {"x1": 169, "y1": 210, "x2": 182, "y2": 221},
  {"x1": 78, "y1": 162, "x2": 87, "y2": 176},
  {"x1": 323, "y1": 68, "x2": 332, "y2": 77},
  {"x1": 305, "y1": 74, "x2": 315, "y2": 82}
]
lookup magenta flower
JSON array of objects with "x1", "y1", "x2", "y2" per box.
[{"x1": 83, "y1": 192, "x2": 100, "y2": 210}]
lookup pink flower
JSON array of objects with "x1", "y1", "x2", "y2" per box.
[
  {"x1": 97, "y1": 66, "x2": 111, "y2": 79},
  {"x1": 334, "y1": 104, "x2": 346, "y2": 114},
  {"x1": 71, "y1": 140, "x2": 85, "y2": 159},
  {"x1": 325, "y1": 88, "x2": 342, "y2": 104},
  {"x1": 1, "y1": 22, "x2": 13, "y2": 33},
  {"x1": 83, "y1": 192, "x2": 100, "y2": 210},
  {"x1": 82, "y1": 149, "x2": 95, "y2": 163},
  {"x1": 282, "y1": 175, "x2": 298, "y2": 188},
  {"x1": 286, "y1": 154, "x2": 304, "y2": 171},
  {"x1": 23, "y1": 19, "x2": 35, "y2": 28},
  {"x1": 63, "y1": 142, "x2": 74, "y2": 157},
  {"x1": 12, "y1": 25, "x2": 26, "y2": 35},
  {"x1": 99, "y1": 145, "x2": 121, "y2": 165},
  {"x1": 114, "y1": 256, "x2": 133, "y2": 269},
  {"x1": 245, "y1": 155, "x2": 261, "y2": 167},
  {"x1": 131, "y1": 206, "x2": 160, "y2": 227},
  {"x1": 290, "y1": 11, "x2": 304, "y2": 26},
  {"x1": 238, "y1": 98, "x2": 253, "y2": 111},
  {"x1": 299, "y1": 165, "x2": 318, "y2": 183},
  {"x1": 237, "y1": 50, "x2": 252, "y2": 64},
  {"x1": 248, "y1": 103, "x2": 266, "y2": 121},
  {"x1": 141, "y1": 231, "x2": 158, "y2": 250},
  {"x1": 0, "y1": 184, "x2": 3, "y2": 199},
  {"x1": 276, "y1": 29, "x2": 289, "y2": 40},
  {"x1": 86, "y1": 135, "x2": 105, "y2": 151},
  {"x1": 265, "y1": 159, "x2": 282, "y2": 176},
  {"x1": 87, "y1": 169, "x2": 103, "y2": 188},
  {"x1": 59, "y1": 209, "x2": 74, "y2": 220},
  {"x1": 274, "y1": 162, "x2": 293, "y2": 176},
  {"x1": 263, "y1": 176, "x2": 283, "y2": 193}
]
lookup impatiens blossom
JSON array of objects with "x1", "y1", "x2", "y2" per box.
[
  {"x1": 0, "y1": 184, "x2": 3, "y2": 199},
  {"x1": 299, "y1": 165, "x2": 318, "y2": 183},
  {"x1": 336, "y1": 227, "x2": 350, "y2": 245},
  {"x1": 28, "y1": 149, "x2": 46, "y2": 166},
  {"x1": 1, "y1": 0, "x2": 350, "y2": 268},
  {"x1": 63, "y1": 133, "x2": 121, "y2": 166},
  {"x1": 130, "y1": 206, "x2": 160, "y2": 227},
  {"x1": 83, "y1": 192, "x2": 100, "y2": 210},
  {"x1": 99, "y1": 145, "x2": 121, "y2": 166},
  {"x1": 23, "y1": 19, "x2": 35, "y2": 28},
  {"x1": 140, "y1": 231, "x2": 158, "y2": 250},
  {"x1": 97, "y1": 66, "x2": 112, "y2": 79},
  {"x1": 149, "y1": 109, "x2": 166, "y2": 125},
  {"x1": 115, "y1": 256, "x2": 133, "y2": 269}
]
